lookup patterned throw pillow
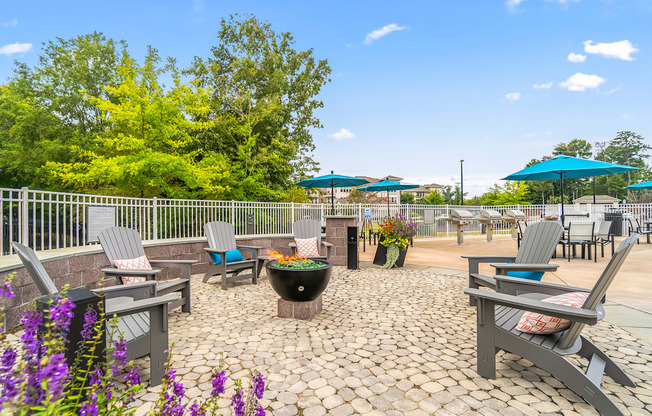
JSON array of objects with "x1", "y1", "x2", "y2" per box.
[
  {"x1": 113, "y1": 255, "x2": 152, "y2": 284},
  {"x1": 295, "y1": 237, "x2": 320, "y2": 257},
  {"x1": 516, "y1": 291, "x2": 590, "y2": 334}
]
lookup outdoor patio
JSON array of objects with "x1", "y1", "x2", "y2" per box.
[{"x1": 128, "y1": 266, "x2": 652, "y2": 416}]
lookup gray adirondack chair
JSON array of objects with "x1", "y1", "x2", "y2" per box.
[
  {"x1": 464, "y1": 234, "x2": 639, "y2": 416},
  {"x1": 463, "y1": 221, "x2": 564, "y2": 305},
  {"x1": 12, "y1": 242, "x2": 174, "y2": 387},
  {"x1": 289, "y1": 219, "x2": 333, "y2": 260},
  {"x1": 203, "y1": 221, "x2": 260, "y2": 289},
  {"x1": 98, "y1": 227, "x2": 194, "y2": 313}
]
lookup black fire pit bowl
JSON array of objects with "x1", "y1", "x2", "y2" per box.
[{"x1": 266, "y1": 260, "x2": 333, "y2": 302}]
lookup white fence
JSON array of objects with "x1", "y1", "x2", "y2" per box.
[{"x1": 2, "y1": 187, "x2": 648, "y2": 256}]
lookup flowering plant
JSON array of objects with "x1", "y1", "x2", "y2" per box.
[
  {"x1": 0, "y1": 273, "x2": 267, "y2": 416},
  {"x1": 544, "y1": 215, "x2": 559, "y2": 221},
  {"x1": 378, "y1": 214, "x2": 418, "y2": 268}
]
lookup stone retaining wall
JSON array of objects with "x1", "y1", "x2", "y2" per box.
[{"x1": 1, "y1": 236, "x2": 295, "y2": 330}]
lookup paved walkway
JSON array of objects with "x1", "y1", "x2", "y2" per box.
[{"x1": 133, "y1": 267, "x2": 652, "y2": 415}]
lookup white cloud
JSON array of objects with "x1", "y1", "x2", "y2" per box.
[
  {"x1": 505, "y1": 92, "x2": 521, "y2": 101},
  {"x1": 584, "y1": 40, "x2": 638, "y2": 61},
  {"x1": 622, "y1": 113, "x2": 630, "y2": 120},
  {"x1": 559, "y1": 73, "x2": 606, "y2": 92},
  {"x1": 363, "y1": 23, "x2": 406, "y2": 45},
  {"x1": 1, "y1": 18, "x2": 18, "y2": 27},
  {"x1": 329, "y1": 128, "x2": 356, "y2": 141},
  {"x1": 567, "y1": 52, "x2": 586, "y2": 63},
  {"x1": 0, "y1": 42, "x2": 32, "y2": 55},
  {"x1": 533, "y1": 82, "x2": 553, "y2": 90},
  {"x1": 506, "y1": 0, "x2": 525, "y2": 8}
]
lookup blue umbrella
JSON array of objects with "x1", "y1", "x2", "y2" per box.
[
  {"x1": 295, "y1": 171, "x2": 369, "y2": 213},
  {"x1": 503, "y1": 155, "x2": 638, "y2": 224},
  {"x1": 625, "y1": 180, "x2": 652, "y2": 190},
  {"x1": 357, "y1": 180, "x2": 419, "y2": 216}
]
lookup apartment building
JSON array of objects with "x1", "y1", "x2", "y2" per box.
[{"x1": 308, "y1": 175, "x2": 442, "y2": 204}]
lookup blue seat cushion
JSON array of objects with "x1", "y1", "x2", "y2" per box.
[
  {"x1": 506, "y1": 262, "x2": 544, "y2": 281},
  {"x1": 209, "y1": 249, "x2": 244, "y2": 265}
]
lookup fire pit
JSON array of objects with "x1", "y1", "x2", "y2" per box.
[{"x1": 265, "y1": 252, "x2": 333, "y2": 320}]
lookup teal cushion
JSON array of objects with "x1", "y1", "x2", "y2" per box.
[
  {"x1": 506, "y1": 262, "x2": 544, "y2": 281},
  {"x1": 209, "y1": 249, "x2": 244, "y2": 265}
]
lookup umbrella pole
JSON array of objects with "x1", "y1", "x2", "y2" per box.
[
  {"x1": 331, "y1": 182, "x2": 335, "y2": 215},
  {"x1": 593, "y1": 176, "x2": 596, "y2": 204},
  {"x1": 387, "y1": 187, "x2": 390, "y2": 218},
  {"x1": 560, "y1": 174, "x2": 565, "y2": 226}
]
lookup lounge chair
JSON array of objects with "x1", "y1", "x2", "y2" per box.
[
  {"x1": 203, "y1": 221, "x2": 260, "y2": 289},
  {"x1": 12, "y1": 242, "x2": 175, "y2": 387},
  {"x1": 289, "y1": 219, "x2": 333, "y2": 260},
  {"x1": 464, "y1": 234, "x2": 639, "y2": 416},
  {"x1": 463, "y1": 221, "x2": 564, "y2": 306},
  {"x1": 98, "y1": 227, "x2": 194, "y2": 313}
]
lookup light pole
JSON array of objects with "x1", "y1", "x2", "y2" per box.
[{"x1": 460, "y1": 160, "x2": 464, "y2": 206}]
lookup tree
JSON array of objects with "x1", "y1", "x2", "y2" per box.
[
  {"x1": 481, "y1": 182, "x2": 530, "y2": 205},
  {"x1": 346, "y1": 189, "x2": 384, "y2": 203},
  {"x1": 283, "y1": 187, "x2": 311, "y2": 203},
  {"x1": 417, "y1": 190, "x2": 446, "y2": 205},
  {"x1": 552, "y1": 139, "x2": 593, "y2": 158},
  {"x1": 400, "y1": 192, "x2": 415, "y2": 204},
  {"x1": 47, "y1": 47, "x2": 231, "y2": 199},
  {"x1": 595, "y1": 131, "x2": 651, "y2": 199},
  {"x1": 187, "y1": 15, "x2": 332, "y2": 200}
]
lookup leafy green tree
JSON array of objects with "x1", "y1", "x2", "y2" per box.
[
  {"x1": 481, "y1": 182, "x2": 530, "y2": 205},
  {"x1": 552, "y1": 139, "x2": 593, "y2": 158},
  {"x1": 400, "y1": 192, "x2": 415, "y2": 204},
  {"x1": 283, "y1": 186, "x2": 311, "y2": 203},
  {"x1": 417, "y1": 190, "x2": 446, "y2": 205},
  {"x1": 187, "y1": 15, "x2": 331, "y2": 200},
  {"x1": 595, "y1": 131, "x2": 651, "y2": 199},
  {"x1": 48, "y1": 47, "x2": 230, "y2": 198},
  {"x1": 347, "y1": 189, "x2": 384, "y2": 204}
]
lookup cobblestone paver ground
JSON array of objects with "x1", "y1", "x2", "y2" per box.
[{"x1": 134, "y1": 267, "x2": 652, "y2": 415}]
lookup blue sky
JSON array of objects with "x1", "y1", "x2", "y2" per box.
[{"x1": 1, "y1": 0, "x2": 650, "y2": 195}]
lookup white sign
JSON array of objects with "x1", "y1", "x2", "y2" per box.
[
  {"x1": 364, "y1": 208, "x2": 371, "y2": 219},
  {"x1": 87, "y1": 206, "x2": 117, "y2": 243},
  {"x1": 424, "y1": 209, "x2": 435, "y2": 225}
]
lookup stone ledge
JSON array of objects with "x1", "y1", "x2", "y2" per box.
[{"x1": 277, "y1": 295, "x2": 322, "y2": 320}]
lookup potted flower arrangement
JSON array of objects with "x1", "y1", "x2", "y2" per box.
[
  {"x1": 544, "y1": 215, "x2": 560, "y2": 221},
  {"x1": 265, "y1": 252, "x2": 332, "y2": 302},
  {"x1": 372, "y1": 214, "x2": 418, "y2": 269}
]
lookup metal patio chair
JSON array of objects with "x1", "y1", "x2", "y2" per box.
[
  {"x1": 289, "y1": 219, "x2": 333, "y2": 260},
  {"x1": 628, "y1": 217, "x2": 652, "y2": 244},
  {"x1": 463, "y1": 221, "x2": 564, "y2": 306},
  {"x1": 464, "y1": 234, "x2": 639, "y2": 416},
  {"x1": 12, "y1": 242, "x2": 175, "y2": 387},
  {"x1": 98, "y1": 227, "x2": 193, "y2": 312},
  {"x1": 559, "y1": 222, "x2": 595, "y2": 261},
  {"x1": 594, "y1": 220, "x2": 614, "y2": 258},
  {"x1": 203, "y1": 221, "x2": 260, "y2": 289}
]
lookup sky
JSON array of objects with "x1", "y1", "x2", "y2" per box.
[{"x1": 1, "y1": 0, "x2": 651, "y2": 196}]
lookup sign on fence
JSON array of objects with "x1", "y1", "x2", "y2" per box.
[
  {"x1": 364, "y1": 208, "x2": 371, "y2": 220},
  {"x1": 87, "y1": 206, "x2": 117, "y2": 243},
  {"x1": 424, "y1": 209, "x2": 435, "y2": 225}
]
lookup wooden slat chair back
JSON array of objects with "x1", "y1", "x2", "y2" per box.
[
  {"x1": 11, "y1": 242, "x2": 173, "y2": 386},
  {"x1": 293, "y1": 219, "x2": 323, "y2": 256},
  {"x1": 558, "y1": 233, "x2": 638, "y2": 349},
  {"x1": 98, "y1": 227, "x2": 146, "y2": 266},
  {"x1": 514, "y1": 221, "x2": 564, "y2": 265},
  {"x1": 203, "y1": 221, "x2": 259, "y2": 289},
  {"x1": 205, "y1": 221, "x2": 238, "y2": 252}
]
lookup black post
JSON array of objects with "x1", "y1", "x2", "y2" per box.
[
  {"x1": 460, "y1": 159, "x2": 464, "y2": 206},
  {"x1": 387, "y1": 187, "x2": 390, "y2": 218},
  {"x1": 560, "y1": 174, "x2": 565, "y2": 226},
  {"x1": 593, "y1": 176, "x2": 596, "y2": 204}
]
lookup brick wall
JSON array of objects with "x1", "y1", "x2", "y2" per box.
[
  {"x1": 325, "y1": 216, "x2": 358, "y2": 266},
  {"x1": 1, "y1": 236, "x2": 294, "y2": 331}
]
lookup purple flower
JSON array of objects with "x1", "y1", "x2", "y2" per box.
[
  {"x1": 172, "y1": 379, "x2": 185, "y2": 398},
  {"x1": 89, "y1": 367, "x2": 103, "y2": 386},
  {"x1": 211, "y1": 371, "x2": 226, "y2": 397},
  {"x1": 112, "y1": 339, "x2": 128, "y2": 375},
  {"x1": 80, "y1": 392, "x2": 99, "y2": 416},
  {"x1": 189, "y1": 403, "x2": 205, "y2": 416},
  {"x1": 41, "y1": 353, "x2": 69, "y2": 400},
  {"x1": 20, "y1": 311, "x2": 42, "y2": 359},
  {"x1": 0, "y1": 349, "x2": 16, "y2": 374},
  {"x1": 255, "y1": 404, "x2": 266, "y2": 416},
  {"x1": 50, "y1": 297, "x2": 75, "y2": 334},
  {"x1": 231, "y1": 389, "x2": 245, "y2": 416},
  {"x1": 0, "y1": 281, "x2": 15, "y2": 299},
  {"x1": 125, "y1": 367, "x2": 140, "y2": 386},
  {"x1": 252, "y1": 372, "x2": 265, "y2": 400},
  {"x1": 81, "y1": 308, "x2": 98, "y2": 340},
  {"x1": 0, "y1": 374, "x2": 18, "y2": 404}
]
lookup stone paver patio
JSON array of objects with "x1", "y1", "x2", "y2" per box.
[{"x1": 133, "y1": 267, "x2": 652, "y2": 415}]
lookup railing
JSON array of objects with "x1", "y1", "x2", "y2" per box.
[{"x1": 2, "y1": 187, "x2": 648, "y2": 256}]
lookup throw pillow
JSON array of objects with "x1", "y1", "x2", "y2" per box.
[
  {"x1": 506, "y1": 262, "x2": 544, "y2": 281},
  {"x1": 516, "y1": 291, "x2": 590, "y2": 334},
  {"x1": 295, "y1": 237, "x2": 320, "y2": 257},
  {"x1": 209, "y1": 249, "x2": 244, "y2": 265},
  {"x1": 113, "y1": 255, "x2": 152, "y2": 284}
]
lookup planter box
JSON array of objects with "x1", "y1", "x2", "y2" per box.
[{"x1": 373, "y1": 237, "x2": 408, "y2": 268}]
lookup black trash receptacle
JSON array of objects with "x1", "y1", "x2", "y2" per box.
[
  {"x1": 347, "y1": 226, "x2": 359, "y2": 270},
  {"x1": 605, "y1": 210, "x2": 624, "y2": 236}
]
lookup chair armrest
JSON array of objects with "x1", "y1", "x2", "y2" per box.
[
  {"x1": 494, "y1": 275, "x2": 591, "y2": 297},
  {"x1": 288, "y1": 242, "x2": 297, "y2": 248},
  {"x1": 106, "y1": 293, "x2": 178, "y2": 317},
  {"x1": 93, "y1": 281, "x2": 157, "y2": 301},
  {"x1": 237, "y1": 245, "x2": 262, "y2": 250},
  {"x1": 204, "y1": 248, "x2": 228, "y2": 254},
  {"x1": 101, "y1": 268, "x2": 161, "y2": 277},
  {"x1": 491, "y1": 263, "x2": 559, "y2": 276},
  {"x1": 322, "y1": 241, "x2": 334, "y2": 247},
  {"x1": 237, "y1": 245, "x2": 259, "y2": 259},
  {"x1": 462, "y1": 255, "x2": 517, "y2": 275},
  {"x1": 464, "y1": 288, "x2": 598, "y2": 324}
]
